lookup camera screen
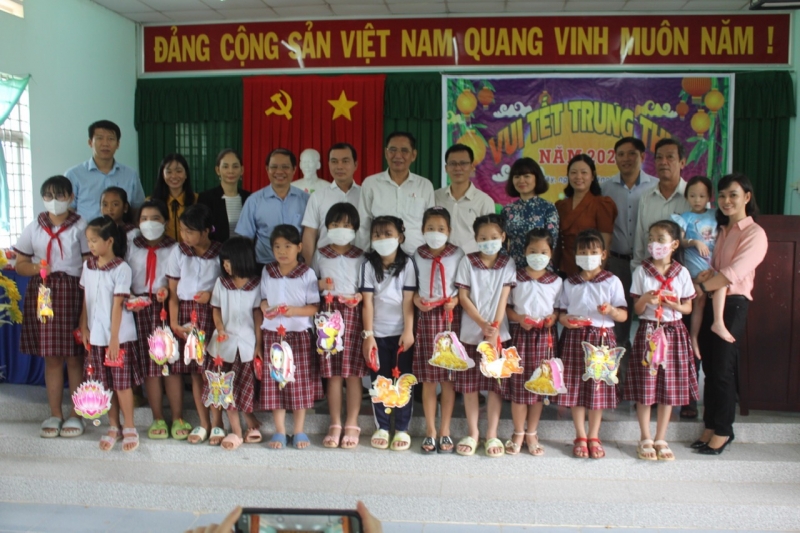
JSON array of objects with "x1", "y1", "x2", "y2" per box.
[{"x1": 237, "y1": 512, "x2": 362, "y2": 533}]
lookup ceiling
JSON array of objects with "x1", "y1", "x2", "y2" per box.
[{"x1": 90, "y1": 0, "x2": 753, "y2": 24}]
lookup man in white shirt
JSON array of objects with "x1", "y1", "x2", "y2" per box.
[
  {"x1": 301, "y1": 143, "x2": 361, "y2": 264},
  {"x1": 434, "y1": 143, "x2": 496, "y2": 254},
  {"x1": 356, "y1": 132, "x2": 435, "y2": 254},
  {"x1": 601, "y1": 137, "x2": 657, "y2": 348},
  {"x1": 632, "y1": 138, "x2": 692, "y2": 270}
]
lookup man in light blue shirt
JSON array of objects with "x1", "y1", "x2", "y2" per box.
[
  {"x1": 65, "y1": 120, "x2": 145, "y2": 221},
  {"x1": 235, "y1": 148, "x2": 309, "y2": 264}
]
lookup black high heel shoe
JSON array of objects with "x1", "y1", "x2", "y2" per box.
[
  {"x1": 690, "y1": 439, "x2": 709, "y2": 449},
  {"x1": 697, "y1": 434, "x2": 735, "y2": 455}
]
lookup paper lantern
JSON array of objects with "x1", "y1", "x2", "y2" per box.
[
  {"x1": 456, "y1": 89, "x2": 477, "y2": 118},
  {"x1": 681, "y1": 77, "x2": 712, "y2": 105},
  {"x1": 691, "y1": 109, "x2": 711, "y2": 137},
  {"x1": 676, "y1": 101, "x2": 689, "y2": 121},
  {"x1": 478, "y1": 86, "x2": 495, "y2": 110},
  {"x1": 704, "y1": 89, "x2": 725, "y2": 115}
]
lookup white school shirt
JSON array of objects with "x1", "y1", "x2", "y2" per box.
[
  {"x1": 79, "y1": 257, "x2": 137, "y2": 345},
  {"x1": 558, "y1": 270, "x2": 627, "y2": 329},
  {"x1": 165, "y1": 242, "x2": 223, "y2": 301},
  {"x1": 259, "y1": 263, "x2": 320, "y2": 332},
  {"x1": 413, "y1": 243, "x2": 464, "y2": 301},
  {"x1": 121, "y1": 224, "x2": 140, "y2": 254},
  {"x1": 311, "y1": 245, "x2": 364, "y2": 296},
  {"x1": 13, "y1": 212, "x2": 89, "y2": 277},
  {"x1": 208, "y1": 276, "x2": 261, "y2": 363},
  {"x1": 630, "y1": 260, "x2": 696, "y2": 322},
  {"x1": 125, "y1": 235, "x2": 177, "y2": 295},
  {"x1": 454, "y1": 253, "x2": 516, "y2": 345},
  {"x1": 356, "y1": 171, "x2": 435, "y2": 254},
  {"x1": 301, "y1": 181, "x2": 361, "y2": 249},
  {"x1": 509, "y1": 269, "x2": 563, "y2": 320},
  {"x1": 360, "y1": 258, "x2": 417, "y2": 338},
  {"x1": 434, "y1": 184, "x2": 496, "y2": 254}
]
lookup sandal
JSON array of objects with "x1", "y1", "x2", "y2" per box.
[
  {"x1": 525, "y1": 431, "x2": 545, "y2": 456},
  {"x1": 421, "y1": 436, "x2": 437, "y2": 454},
  {"x1": 587, "y1": 438, "x2": 606, "y2": 459},
  {"x1": 438, "y1": 436, "x2": 454, "y2": 454},
  {"x1": 188, "y1": 426, "x2": 208, "y2": 444},
  {"x1": 40, "y1": 416, "x2": 62, "y2": 438},
  {"x1": 209, "y1": 427, "x2": 226, "y2": 446},
  {"x1": 654, "y1": 439, "x2": 675, "y2": 461},
  {"x1": 573, "y1": 437, "x2": 588, "y2": 458},
  {"x1": 122, "y1": 427, "x2": 139, "y2": 452},
  {"x1": 245, "y1": 427, "x2": 263, "y2": 444},
  {"x1": 171, "y1": 419, "x2": 192, "y2": 440},
  {"x1": 147, "y1": 420, "x2": 168, "y2": 440},
  {"x1": 484, "y1": 437, "x2": 505, "y2": 458},
  {"x1": 100, "y1": 426, "x2": 120, "y2": 451},
  {"x1": 268, "y1": 433, "x2": 287, "y2": 450},
  {"x1": 221, "y1": 433, "x2": 244, "y2": 451},
  {"x1": 60, "y1": 417, "x2": 85, "y2": 438},
  {"x1": 456, "y1": 436, "x2": 477, "y2": 456},
  {"x1": 371, "y1": 429, "x2": 390, "y2": 450},
  {"x1": 504, "y1": 432, "x2": 524, "y2": 455},
  {"x1": 390, "y1": 431, "x2": 411, "y2": 451},
  {"x1": 637, "y1": 439, "x2": 657, "y2": 461},
  {"x1": 341, "y1": 426, "x2": 361, "y2": 449},
  {"x1": 323, "y1": 425, "x2": 342, "y2": 448},
  {"x1": 680, "y1": 406, "x2": 698, "y2": 419},
  {"x1": 293, "y1": 432, "x2": 311, "y2": 449}
]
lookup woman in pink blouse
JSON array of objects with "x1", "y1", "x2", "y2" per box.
[{"x1": 692, "y1": 174, "x2": 768, "y2": 455}]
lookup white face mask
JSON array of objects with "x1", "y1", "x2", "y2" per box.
[
  {"x1": 477, "y1": 239, "x2": 503, "y2": 256},
  {"x1": 327, "y1": 227, "x2": 355, "y2": 246},
  {"x1": 648, "y1": 241, "x2": 673, "y2": 261},
  {"x1": 575, "y1": 254, "x2": 603, "y2": 271},
  {"x1": 526, "y1": 253, "x2": 550, "y2": 271},
  {"x1": 139, "y1": 220, "x2": 165, "y2": 241},
  {"x1": 44, "y1": 199, "x2": 70, "y2": 216},
  {"x1": 372, "y1": 237, "x2": 399, "y2": 257},
  {"x1": 423, "y1": 231, "x2": 448, "y2": 250}
]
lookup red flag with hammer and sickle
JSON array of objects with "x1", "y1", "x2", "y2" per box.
[{"x1": 242, "y1": 74, "x2": 385, "y2": 191}]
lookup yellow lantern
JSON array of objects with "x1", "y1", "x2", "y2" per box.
[
  {"x1": 704, "y1": 89, "x2": 725, "y2": 115},
  {"x1": 456, "y1": 89, "x2": 477, "y2": 118},
  {"x1": 682, "y1": 77, "x2": 712, "y2": 105},
  {"x1": 691, "y1": 110, "x2": 711, "y2": 137}
]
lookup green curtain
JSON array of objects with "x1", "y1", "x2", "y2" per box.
[
  {"x1": 383, "y1": 73, "x2": 442, "y2": 186},
  {"x1": 733, "y1": 71, "x2": 795, "y2": 215},
  {"x1": 134, "y1": 77, "x2": 243, "y2": 195},
  {"x1": 0, "y1": 75, "x2": 30, "y2": 232}
]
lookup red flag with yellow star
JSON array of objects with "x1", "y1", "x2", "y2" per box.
[{"x1": 243, "y1": 74, "x2": 385, "y2": 190}]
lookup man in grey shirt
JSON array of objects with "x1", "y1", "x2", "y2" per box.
[{"x1": 601, "y1": 137, "x2": 657, "y2": 350}]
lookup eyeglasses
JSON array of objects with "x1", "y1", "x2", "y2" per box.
[
  {"x1": 42, "y1": 193, "x2": 69, "y2": 201},
  {"x1": 268, "y1": 164, "x2": 293, "y2": 172},
  {"x1": 386, "y1": 147, "x2": 413, "y2": 155},
  {"x1": 446, "y1": 161, "x2": 472, "y2": 169}
]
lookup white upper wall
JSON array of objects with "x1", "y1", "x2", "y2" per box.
[{"x1": 0, "y1": 0, "x2": 137, "y2": 215}]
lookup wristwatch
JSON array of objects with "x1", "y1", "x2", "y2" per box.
[{"x1": 361, "y1": 330, "x2": 374, "y2": 340}]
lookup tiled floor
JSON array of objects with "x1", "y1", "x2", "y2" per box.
[{"x1": 0, "y1": 503, "x2": 792, "y2": 533}]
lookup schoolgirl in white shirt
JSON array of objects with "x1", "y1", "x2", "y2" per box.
[
  {"x1": 312, "y1": 202, "x2": 366, "y2": 450},
  {"x1": 166, "y1": 204, "x2": 223, "y2": 444},
  {"x1": 258, "y1": 224, "x2": 321, "y2": 450},
  {"x1": 14, "y1": 176, "x2": 89, "y2": 439},
  {"x1": 79, "y1": 216, "x2": 142, "y2": 452},
  {"x1": 100, "y1": 186, "x2": 139, "y2": 250}
]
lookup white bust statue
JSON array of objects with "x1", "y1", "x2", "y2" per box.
[{"x1": 292, "y1": 148, "x2": 325, "y2": 194}]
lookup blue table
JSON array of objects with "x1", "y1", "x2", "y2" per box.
[{"x1": 0, "y1": 270, "x2": 44, "y2": 385}]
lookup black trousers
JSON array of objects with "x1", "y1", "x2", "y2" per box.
[{"x1": 698, "y1": 295, "x2": 750, "y2": 437}]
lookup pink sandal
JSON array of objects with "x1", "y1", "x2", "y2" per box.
[
  {"x1": 323, "y1": 425, "x2": 342, "y2": 448},
  {"x1": 122, "y1": 428, "x2": 139, "y2": 452},
  {"x1": 99, "y1": 427, "x2": 120, "y2": 452},
  {"x1": 341, "y1": 426, "x2": 361, "y2": 449},
  {"x1": 221, "y1": 433, "x2": 243, "y2": 451}
]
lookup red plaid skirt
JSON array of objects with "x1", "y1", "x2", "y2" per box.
[
  {"x1": 317, "y1": 300, "x2": 366, "y2": 379},
  {"x1": 622, "y1": 319, "x2": 700, "y2": 406},
  {"x1": 413, "y1": 306, "x2": 462, "y2": 383},
  {"x1": 132, "y1": 295, "x2": 170, "y2": 378},
  {"x1": 503, "y1": 324, "x2": 558, "y2": 405},
  {"x1": 202, "y1": 353, "x2": 256, "y2": 413},
  {"x1": 258, "y1": 330, "x2": 323, "y2": 411},
  {"x1": 557, "y1": 326, "x2": 619, "y2": 410},
  {"x1": 20, "y1": 273, "x2": 84, "y2": 358},
  {"x1": 454, "y1": 343, "x2": 503, "y2": 395},
  {"x1": 170, "y1": 300, "x2": 214, "y2": 375},
  {"x1": 85, "y1": 342, "x2": 142, "y2": 391}
]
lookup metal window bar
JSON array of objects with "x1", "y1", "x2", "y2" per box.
[{"x1": 0, "y1": 88, "x2": 32, "y2": 250}]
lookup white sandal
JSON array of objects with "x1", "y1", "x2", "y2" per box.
[
  {"x1": 637, "y1": 439, "x2": 657, "y2": 461},
  {"x1": 504, "y1": 431, "x2": 524, "y2": 455},
  {"x1": 526, "y1": 431, "x2": 545, "y2": 456}
]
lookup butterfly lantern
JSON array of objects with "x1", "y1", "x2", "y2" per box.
[
  {"x1": 72, "y1": 363, "x2": 112, "y2": 426},
  {"x1": 315, "y1": 292, "x2": 345, "y2": 358},
  {"x1": 183, "y1": 309, "x2": 206, "y2": 366},
  {"x1": 36, "y1": 261, "x2": 53, "y2": 323},
  {"x1": 477, "y1": 322, "x2": 524, "y2": 383},
  {"x1": 524, "y1": 328, "x2": 567, "y2": 404},
  {"x1": 581, "y1": 330, "x2": 626, "y2": 387},
  {"x1": 428, "y1": 308, "x2": 473, "y2": 372},
  {"x1": 270, "y1": 325, "x2": 296, "y2": 390},
  {"x1": 148, "y1": 307, "x2": 180, "y2": 375}
]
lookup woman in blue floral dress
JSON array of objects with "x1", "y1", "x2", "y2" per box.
[{"x1": 501, "y1": 158, "x2": 559, "y2": 266}]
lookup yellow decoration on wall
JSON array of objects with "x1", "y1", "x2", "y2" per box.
[{"x1": 328, "y1": 90, "x2": 358, "y2": 121}]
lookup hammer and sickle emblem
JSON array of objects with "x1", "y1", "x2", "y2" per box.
[{"x1": 265, "y1": 90, "x2": 293, "y2": 120}]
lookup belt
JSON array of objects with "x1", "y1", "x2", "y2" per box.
[{"x1": 610, "y1": 251, "x2": 633, "y2": 261}]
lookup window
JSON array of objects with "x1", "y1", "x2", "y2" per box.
[{"x1": 0, "y1": 87, "x2": 32, "y2": 250}]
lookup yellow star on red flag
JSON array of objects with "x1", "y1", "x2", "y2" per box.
[{"x1": 328, "y1": 90, "x2": 358, "y2": 121}]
